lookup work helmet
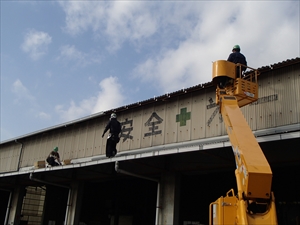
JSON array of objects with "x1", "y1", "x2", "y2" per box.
[
  {"x1": 232, "y1": 45, "x2": 241, "y2": 51},
  {"x1": 111, "y1": 113, "x2": 117, "y2": 119},
  {"x1": 53, "y1": 147, "x2": 58, "y2": 152}
]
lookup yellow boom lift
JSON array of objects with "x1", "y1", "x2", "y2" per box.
[{"x1": 209, "y1": 60, "x2": 278, "y2": 225}]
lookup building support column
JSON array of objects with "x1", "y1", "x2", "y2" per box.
[
  {"x1": 65, "y1": 182, "x2": 84, "y2": 225},
  {"x1": 7, "y1": 186, "x2": 25, "y2": 225},
  {"x1": 159, "y1": 172, "x2": 181, "y2": 225}
]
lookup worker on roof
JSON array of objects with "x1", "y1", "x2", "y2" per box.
[
  {"x1": 227, "y1": 44, "x2": 247, "y2": 74},
  {"x1": 102, "y1": 113, "x2": 122, "y2": 158},
  {"x1": 46, "y1": 147, "x2": 61, "y2": 167}
]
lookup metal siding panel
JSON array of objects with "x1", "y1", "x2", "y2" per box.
[
  {"x1": 55, "y1": 133, "x2": 62, "y2": 151},
  {"x1": 141, "y1": 105, "x2": 156, "y2": 148},
  {"x1": 274, "y1": 67, "x2": 298, "y2": 126},
  {"x1": 93, "y1": 120, "x2": 105, "y2": 156},
  {"x1": 50, "y1": 132, "x2": 61, "y2": 155},
  {"x1": 100, "y1": 119, "x2": 109, "y2": 155},
  {"x1": 37, "y1": 135, "x2": 48, "y2": 161},
  {"x1": 57, "y1": 130, "x2": 66, "y2": 162},
  {"x1": 241, "y1": 104, "x2": 257, "y2": 131},
  {"x1": 295, "y1": 69, "x2": 300, "y2": 123},
  {"x1": 0, "y1": 143, "x2": 20, "y2": 172},
  {"x1": 31, "y1": 138, "x2": 40, "y2": 165},
  {"x1": 128, "y1": 109, "x2": 143, "y2": 150},
  {"x1": 13, "y1": 149, "x2": 20, "y2": 171},
  {"x1": 73, "y1": 125, "x2": 86, "y2": 158},
  {"x1": 288, "y1": 65, "x2": 299, "y2": 123},
  {"x1": 191, "y1": 93, "x2": 206, "y2": 140},
  {"x1": 63, "y1": 129, "x2": 74, "y2": 160},
  {"x1": 44, "y1": 134, "x2": 55, "y2": 159},
  {"x1": 49, "y1": 132, "x2": 64, "y2": 163},
  {"x1": 152, "y1": 103, "x2": 166, "y2": 146},
  {"x1": 205, "y1": 90, "x2": 223, "y2": 138},
  {"x1": 177, "y1": 95, "x2": 192, "y2": 142},
  {"x1": 118, "y1": 111, "x2": 133, "y2": 152},
  {"x1": 256, "y1": 72, "x2": 277, "y2": 129},
  {"x1": 32, "y1": 136, "x2": 46, "y2": 163},
  {"x1": 20, "y1": 141, "x2": 32, "y2": 167},
  {"x1": 71, "y1": 127, "x2": 81, "y2": 159},
  {"x1": 4, "y1": 149, "x2": 12, "y2": 172},
  {"x1": 10, "y1": 146, "x2": 20, "y2": 171},
  {"x1": 33, "y1": 133, "x2": 58, "y2": 165},
  {"x1": 165, "y1": 100, "x2": 178, "y2": 145},
  {"x1": 1, "y1": 149, "x2": 9, "y2": 172},
  {"x1": 80, "y1": 124, "x2": 89, "y2": 158},
  {"x1": 85, "y1": 122, "x2": 96, "y2": 157}
]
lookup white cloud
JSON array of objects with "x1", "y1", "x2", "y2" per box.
[
  {"x1": 59, "y1": 1, "x2": 104, "y2": 36},
  {"x1": 55, "y1": 76, "x2": 125, "y2": 122},
  {"x1": 58, "y1": 1, "x2": 299, "y2": 94},
  {"x1": 93, "y1": 76, "x2": 125, "y2": 113},
  {"x1": 104, "y1": 2, "x2": 157, "y2": 52},
  {"x1": 59, "y1": 1, "x2": 158, "y2": 52},
  {"x1": 55, "y1": 100, "x2": 93, "y2": 122},
  {"x1": 57, "y1": 45, "x2": 102, "y2": 67},
  {"x1": 37, "y1": 112, "x2": 51, "y2": 120},
  {"x1": 21, "y1": 29, "x2": 52, "y2": 60},
  {"x1": 133, "y1": 40, "x2": 206, "y2": 93},
  {"x1": 133, "y1": 1, "x2": 300, "y2": 94},
  {"x1": 11, "y1": 80, "x2": 52, "y2": 122},
  {"x1": 11, "y1": 79, "x2": 35, "y2": 103}
]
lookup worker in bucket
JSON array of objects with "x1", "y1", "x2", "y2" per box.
[
  {"x1": 227, "y1": 44, "x2": 247, "y2": 76},
  {"x1": 102, "y1": 113, "x2": 121, "y2": 158}
]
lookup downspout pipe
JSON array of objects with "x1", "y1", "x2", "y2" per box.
[
  {"x1": 115, "y1": 161, "x2": 161, "y2": 225},
  {"x1": 29, "y1": 173, "x2": 71, "y2": 225},
  {"x1": 64, "y1": 189, "x2": 72, "y2": 225},
  {"x1": 1, "y1": 188, "x2": 12, "y2": 225},
  {"x1": 15, "y1": 139, "x2": 23, "y2": 171}
]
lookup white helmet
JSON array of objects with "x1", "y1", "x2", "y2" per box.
[{"x1": 111, "y1": 113, "x2": 117, "y2": 119}]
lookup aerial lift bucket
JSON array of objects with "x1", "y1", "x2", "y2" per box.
[{"x1": 212, "y1": 60, "x2": 259, "y2": 107}]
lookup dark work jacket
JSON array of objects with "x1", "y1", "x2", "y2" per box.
[
  {"x1": 49, "y1": 151, "x2": 60, "y2": 159},
  {"x1": 103, "y1": 118, "x2": 121, "y2": 136},
  {"x1": 227, "y1": 52, "x2": 247, "y2": 71}
]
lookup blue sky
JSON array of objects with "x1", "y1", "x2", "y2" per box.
[{"x1": 1, "y1": 1, "x2": 299, "y2": 142}]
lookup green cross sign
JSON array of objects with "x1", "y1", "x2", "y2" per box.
[{"x1": 176, "y1": 108, "x2": 191, "y2": 126}]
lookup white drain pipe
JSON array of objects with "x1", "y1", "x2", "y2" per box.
[{"x1": 115, "y1": 161, "x2": 161, "y2": 225}]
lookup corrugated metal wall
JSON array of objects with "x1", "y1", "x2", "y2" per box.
[
  {"x1": 0, "y1": 142, "x2": 20, "y2": 173},
  {"x1": 1, "y1": 63, "x2": 299, "y2": 172}
]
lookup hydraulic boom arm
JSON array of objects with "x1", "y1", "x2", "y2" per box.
[
  {"x1": 209, "y1": 60, "x2": 277, "y2": 225},
  {"x1": 220, "y1": 95, "x2": 272, "y2": 200}
]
